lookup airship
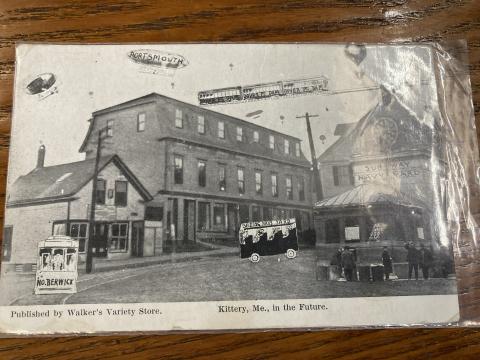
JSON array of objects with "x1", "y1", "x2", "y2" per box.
[{"x1": 26, "y1": 73, "x2": 57, "y2": 95}]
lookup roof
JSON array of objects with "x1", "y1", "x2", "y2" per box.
[
  {"x1": 7, "y1": 155, "x2": 152, "y2": 206},
  {"x1": 333, "y1": 123, "x2": 356, "y2": 136},
  {"x1": 314, "y1": 183, "x2": 426, "y2": 209},
  {"x1": 79, "y1": 92, "x2": 306, "y2": 154}
]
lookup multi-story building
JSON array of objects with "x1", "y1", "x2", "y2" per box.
[{"x1": 79, "y1": 93, "x2": 314, "y2": 250}]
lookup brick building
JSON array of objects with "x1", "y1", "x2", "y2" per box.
[{"x1": 79, "y1": 93, "x2": 314, "y2": 248}]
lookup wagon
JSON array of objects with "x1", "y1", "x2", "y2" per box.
[{"x1": 239, "y1": 218, "x2": 299, "y2": 262}]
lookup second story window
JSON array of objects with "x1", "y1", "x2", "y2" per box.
[
  {"x1": 237, "y1": 167, "x2": 245, "y2": 194},
  {"x1": 333, "y1": 165, "x2": 354, "y2": 186},
  {"x1": 174, "y1": 155, "x2": 183, "y2": 184},
  {"x1": 218, "y1": 164, "x2": 226, "y2": 191},
  {"x1": 198, "y1": 160, "x2": 206, "y2": 187},
  {"x1": 175, "y1": 109, "x2": 183, "y2": 128},
  {"x1": 106, "y1": 119, "x2": 114, "y2": 137},
  {"x1": 284, "y1": 139, "x2": 290, "y2": 155},
  {"x1": 271, "y1": 173, "x2": 278, "y2": 198},
  {"x1": 137, "y1": 113, "x2": 146, "y2": 132},
  {"x1": 295, "y1": 143, "x2": 301, "y2": 157},
  {"x1": 255, "y1": 171, "x2": 263, "y2": 195},
  {"x1": 96, "y1": 179, "x2": 106, "y2": 205},
  {"x1": 236, "y1": 126, "x2": 243, "y2": 142},
  {"x1": 114, "y1": 180, "x2": 128, "y2": 207},
  {"x1": 218, "y1": 121, "x2": 225, "y2": 139},
  {"x1": 269, "y1": 135, "x2": 275, "y2": 150},
  {"x1": 198, "y1": 115, "x2": 205, "y2": 134},
  {"x1": 253, "y1": 131, "x2": 259, "y2": 143},
  {"x1": 298, "y1": 177, "x2": 305, "y2": 201},
  {"x1": 286, "y1": 175, "x2": 293, "y2": 200}
]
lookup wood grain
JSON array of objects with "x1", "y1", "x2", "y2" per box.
[{"x1": 0, "y1": 0, "x2": 480, "y2": 358}]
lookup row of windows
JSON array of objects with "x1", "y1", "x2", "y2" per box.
[
  {"x1": 174, "y1": 108, "x2": 302, "y2": 157},
  {"x1": 173, "y1": 155, "x2": 306, "y2": 201},
  {"x1": 95, "y1": 179, "x2": 128, "y2": 207},
  {"x1": 52, "y1": 221, "x2": 129, "y2": 253},
  {"x1": 103, "y1": 110, "x2": 302, "y2": 158}
]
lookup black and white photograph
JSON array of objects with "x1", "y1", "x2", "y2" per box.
[{"x1": 0, "y1": 43, "x2": 469, "y2": 333}]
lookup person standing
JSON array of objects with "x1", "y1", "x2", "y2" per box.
[
  {"x1": 341, "y1": 248, "x2": 356, "y2": 282},
  {"x1": 419, "y1": 244, "x2": 433, "y2": 280},
  {"x1": 382, "y1": 247, "x2": 393, "y2": 280},
  {"x1": 405, "y1": 242, "x2": 420, "y2": 280}
]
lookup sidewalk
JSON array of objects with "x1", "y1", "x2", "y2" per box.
[{"x1": 89, "y1": 240, "x2": 239, "y2": 273}]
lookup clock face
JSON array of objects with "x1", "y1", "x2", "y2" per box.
[{"x1": 372, "y1": 117, "x2": 398, "y2": 151}]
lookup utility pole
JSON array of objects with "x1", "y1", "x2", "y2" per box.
[
  {"x1": 85, "y1": 129, "x2": 104, "y2": 274},
  {"x1": 297, "y1": 112, "x2": 323, "y2": 200}
]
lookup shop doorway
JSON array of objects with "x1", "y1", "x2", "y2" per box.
[
  {"x1": 92, "y1": 222, "x2": 108, "y2": 257},
  {"x1": 184, "y1": 200, "x2": 196, "y2": 241},
  {"x1": 131, "y1": 221, "x2": 144, "y2": 257}
]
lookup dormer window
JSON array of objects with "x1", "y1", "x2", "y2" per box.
[
  {"x1": 236, "y1": 127, "x2": 243, "y2": 142},
  {"x1": 175, "y1": 109, "x2": 183, "y2": 128},
  {"x1": 284, "y1": 139, "x2": 290, "y2": 155}
]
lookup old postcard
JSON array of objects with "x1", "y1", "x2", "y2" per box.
[{"x1": 0, "y1": 43, "x2": 468, "y2": 334}]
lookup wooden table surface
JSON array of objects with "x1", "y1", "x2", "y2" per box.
[{"x1": 1, "y1": 1, "x2": 480, "y2": 359}]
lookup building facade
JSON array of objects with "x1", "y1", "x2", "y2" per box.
[
  {"x1": 314, "y1": 89, "x2": 443, "y2": 262},
  {"x1": 3, "y1": 153, "x2": 153, "y2": 272},
  {"x1": 79, "y1": 93, "x2": 314, "y2": 248}
]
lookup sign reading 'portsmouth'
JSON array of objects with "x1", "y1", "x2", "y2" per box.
[{"x1": 128, "y1": 49, "x2": 189, "y2": 70}]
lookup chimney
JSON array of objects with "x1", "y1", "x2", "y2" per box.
[{"x1": 36, "y1": 145, "x2": 45, "y2": 168}]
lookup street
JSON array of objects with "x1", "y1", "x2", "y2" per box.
[{"x1": 6, "y1": 250, "x2": 458, "y2": 306}]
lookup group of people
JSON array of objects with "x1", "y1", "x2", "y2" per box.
[{"x1": 330, "y1": 243, "x2": 451, "y2": 281}]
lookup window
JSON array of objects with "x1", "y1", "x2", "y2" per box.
[
  {"x1": 269, "y1": 135, "x2": 275, "y2": 149},
  {"x1": 238, "y1": 167, "x2": 245, "y2": 194},
  {"x1": 174, "y1": 155, "x2": 183, "y2": 184},
  {"x1": 213, "y1": 203, "x2": 226, "y2": 229},
  {"x1": 106, "y1": 119, "x2": 114, "y2": 137},
  {"x1": 271, "y1": 173, "x2": 278, "y2": 197},
  {"x1": 109, "y1": 223, "x2": 128, "y2": 252},
  {"x1": 253, "y1": 131, "x2": 259, "y2": 143},
  {"x1": 2, "y1": 226, "x2": 12, "y2": 261},
  {"x1": 145, "y1": 207, "x2": 163, "y2": 221},
  {"x1": 333, "y1": 165, "x2": 354, "y2": 186},
  {"x1": 286, "y1": 175, "x2": 293, "y2": 200},
  {"x1": 236, "y1": 126, "x2": 243, "y2": 141},
  {"x1": 96, "y1": 179, "x2": 106, "y2": 205},
  {"x1": 70, "y1": 223, "x2": 88, "y2": 253},
  {"x1": 137, "y1": 113, "x2": 146, "y2": 132},
  {"x1": 175, "y1": 108, "x2": 183, "y2": 128},
  {"x1": 255, "y1": 171, "x2": 263, "y2": 195},
  {"x1": 218, "y1": 121, "x2": 225, "y2": 138},
  {"x1": 198, "y1": 160, "x2": 206, "y2": 187},
  {"x1": 198, "y1": 202, "x2": 211, "y2": 230},
  {"x1": 53, "y1": 223, "x2": 66, "y2": 235},
  {"x1": 284, "y1": 139, "x2": 290, "y2": 155},
  {"x1": 114, "y1": 180, "x2": 128, "y2": 207},
  {"x1": 197, "y1": 115, "x2": 205, "y2": 134},
  {"x1": 218, "y1": 164, "x2": 226, "y2": 191},
  {"x1": 295, "y1": 143, "x2": 301, "y2": 157},
  {"x1": 252, "y1": 206, "x2": 261, "y2": 221},
  {"x1": 298, "y1": 177, "x2": 305, "y2": 201}
]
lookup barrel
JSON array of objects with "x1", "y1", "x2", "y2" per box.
[
  {"x1": 358, "y1": 265, "x2": 371, "y2": 282},
  {"x1": 371, "y1": 265, "x2": 385, "y2": 282}
]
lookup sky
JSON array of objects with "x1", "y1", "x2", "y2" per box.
[{"x1": 8, "y1": 43, "x2": 439, "y2": 186}]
